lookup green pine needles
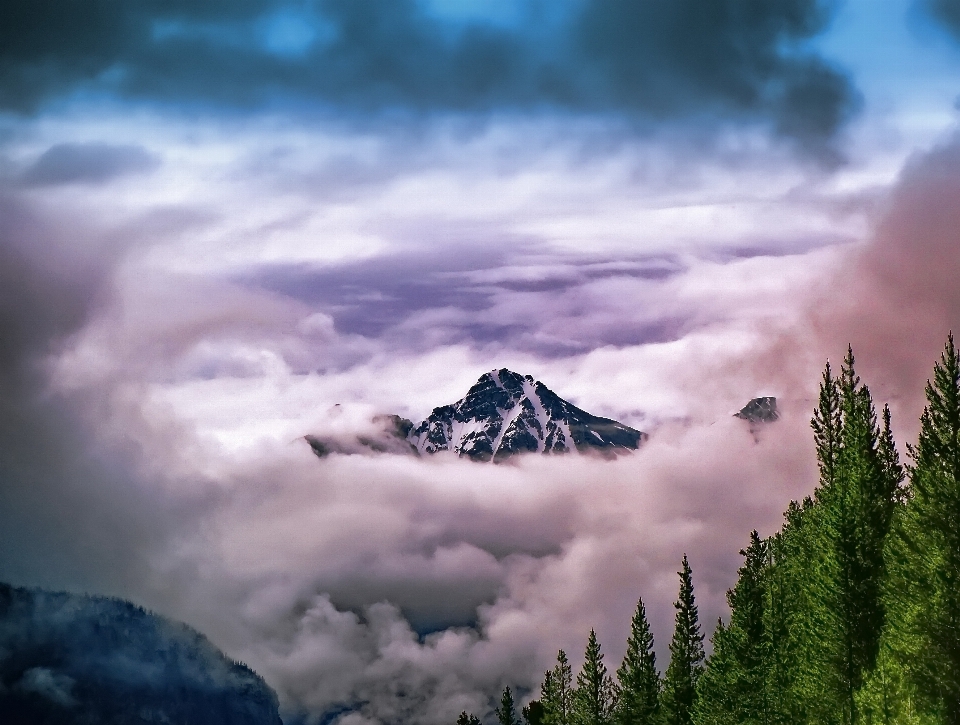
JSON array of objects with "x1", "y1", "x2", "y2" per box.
[
  {"x1": 455, "y1": 335, "x2": 960, "y2": 725},
  {"x1": 575, "y1": 629, "x2": 617, "y2": 725},
  {"x1": 497, "y1": 687, "x2": 521, "y2": 725},
  {"x1": 663, "y1": 555, "x2": 705, "y2": 725},
  {"x1": 615, "y1": 598, "x2": 660, "y2": 725},
  {"x1": 542, "y1": 650, "x2": 575, "y2": 725}
]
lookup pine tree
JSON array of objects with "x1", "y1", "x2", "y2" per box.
[
  {"x1": 497, "y1": 687, "x2": 521, "y2": 725},
  {"x1": 662, "y1": 555, "x2": 704, "y2": 725},
  {"x1": 694, "y1": 619, "x2": 734, "y2": 725},
  {"x1": 543, "y1": 650, "x2": 575, "y2": 725},
  {"x1": 803, "y1": 349, "x2": 900, "y2": 724},
  {"x1": 812, "y1": 360, "x2": 843, "y2": 493},
  {"x1": 878, "y1": 404, "x2": 905, "y2": 503},
  {"x1": 766, "y1": 496, "x2": 832, "y2": 724},
  {"x1": 458, "y1": 712, "x2": 482, "y2": 725},
  {"x1": 894, "y1": 333, "x2": 960, "y2": 724},
  {"x1": 833, "y1": 347, "x2": 895, "y2": 724},
  {"x1": 524, "y1": 700, "x2": 547, "y2": 725},
  {"x1": 729, "y1": 532, "x2": 769, "y2": 683},
  {"x1": 694, "y1": 532, "x2": 771, "y2": 725},
  {"x1": 616, "y1": 598, "x2": 660, "y2": 725},
  {"x1": 574, "y1": 629, "x2": 617, "y2": 725}
]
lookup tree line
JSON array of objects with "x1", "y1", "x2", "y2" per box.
[{"x1": 458, "y1": 334, "x2": 960, "y2": 725}]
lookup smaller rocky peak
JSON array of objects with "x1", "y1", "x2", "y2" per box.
[{"x1": 735, "y1": 397, "x2": 779, "y2": 424}]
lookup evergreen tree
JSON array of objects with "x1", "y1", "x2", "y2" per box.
[
  {"x1": 812, "y1": 361, "x2": 843, "y2": 493},
  {"x1": 524, "y1": 700, "x2": 547, "y2": 725},
  {"x1": 458, "y1": 712, "x2": 482, "y2": 725},
  {"x1": 878, "y1": 404, "x2": 905, "y2": 503},
  {"x1": 543, "y1": 650, "x2": 575, "y2": 725},
  {"x1": 766, "y1": 496, "x2": 832, "y2": 725},
  {"x1": 662, "y1": 555, "x2": 704, "y2": 725},
  {"x1": 694, "y1": 619, "x2": 735, "y2": 725},
  {"x1": 728, "y1": 532, "x2": 769, "y2": 692},
  {"x1": 497, "y1": 687, "x2": 521, "y2": 725},
  {"x1": 694, "y1": 532, "x2": 771, "y2": 725},
  {"x1": 692, "y1": 345, "x2": 921, "y2": 724},
  {"x1": 574, "y1": 629, "x2": 617, "y2": 725},
  {"x1": 802, "y1": 349, "x2": 900, "y2": 724},
  {"x1": 833, "y1": 347, "x2": 895, "y2": 724},
  {"x1": 894, "y1": 333, "x2": 960, "y2": 724},
  {"x1": 616, "y1": 598, "x2": 660, "y2": 725}
]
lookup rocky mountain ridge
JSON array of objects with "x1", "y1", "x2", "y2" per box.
[
  {"x1": 734, "y1": 396, "x2": 779, "y2": 424},
  {"x1": 407, "y1": 368, "x2": 645, "y2": 461}
]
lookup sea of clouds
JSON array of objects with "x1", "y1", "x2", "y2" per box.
[{"x1": 3, "y1": 2, "x2": 960, "y2": 718}]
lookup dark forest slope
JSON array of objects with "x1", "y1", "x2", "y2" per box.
[{"x1": 0, "y1": 582, "x2": 282, "y2": 725}]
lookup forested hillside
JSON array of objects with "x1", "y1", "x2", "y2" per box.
[
  {"x1": 0, "y1": 583, "x2": 283, "y2": 725},
  {"x1": 465, "y1": 334, "x2": 960, "y2": 725}
]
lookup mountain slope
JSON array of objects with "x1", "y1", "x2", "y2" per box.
[
  {"x1": 408, "y1": 368, "x2": 645, "y2": 461},
  {"x1": 0, "y1": 582, "x2": 283, "y2": 725}
]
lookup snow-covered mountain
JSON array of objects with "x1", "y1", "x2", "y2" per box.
[{"x1": 408, "y1": 368, "x2": 645, "y2": 461}]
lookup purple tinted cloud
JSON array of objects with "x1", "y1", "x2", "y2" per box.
[{"x1": 237, "y1": 252, "x2": 691, "y2": 357}]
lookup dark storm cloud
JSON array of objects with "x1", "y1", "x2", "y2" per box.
[
  {"x1": 926, "y1": 0, "x2": 960, "y2": 37},
  {"x1": 0, "y1": 0, "x2": 857, "y2": 151},
  {"x1": 20, "y1": 142, "x2": 159, "y2": 186},
  {"x1": 576, "y1": 0, "x2": 857, "y2": 146}
]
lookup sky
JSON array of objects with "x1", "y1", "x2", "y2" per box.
[{"x1": 4, "y1": 1, "x2": 960, "y2": 722}]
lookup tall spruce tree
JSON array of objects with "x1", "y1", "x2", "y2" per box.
[
  {"x1": 766, "y1": 495, "x2": 833, "y2": 724},
  {"x1": 542, "y1": 650, "x2": 575, "y2": 725},
  {"x1": 836, "y1": 348, "x2": 896, "y2": 724},
  {"x1": 805, "y1": 349, "x2": 899, "y2": 724},
  {"x1": 878, "y1": 404, "x2": 905, "y2": 503},
  {"x1": 574, "y1": 629, "x2": 617, "y2": 725},
  {"x1": 803, "y1": 359, "x2": 853, "y2": 723},
  {"x1": 812, "y1": 360, "x2": 843, "y2": 494},
  {"x1": 498, "y1": 687, "x2": 521, "y2": 725},
  {"x1": 895, "y1": 333, "x2": 960, "y2": 724},
  {"x1": 662, "y1": 555, "x2": 704, "y2": 725},
  {"x1": 694, "y1": 532, "x2": 771, "y2": 725},
  {"x1": 616, "y1": 598, "x2": 660, "y2": 725}
]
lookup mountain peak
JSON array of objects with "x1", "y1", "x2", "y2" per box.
[{"x1": 408, "y1": 369, "x2": 644, "y2": 462}]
